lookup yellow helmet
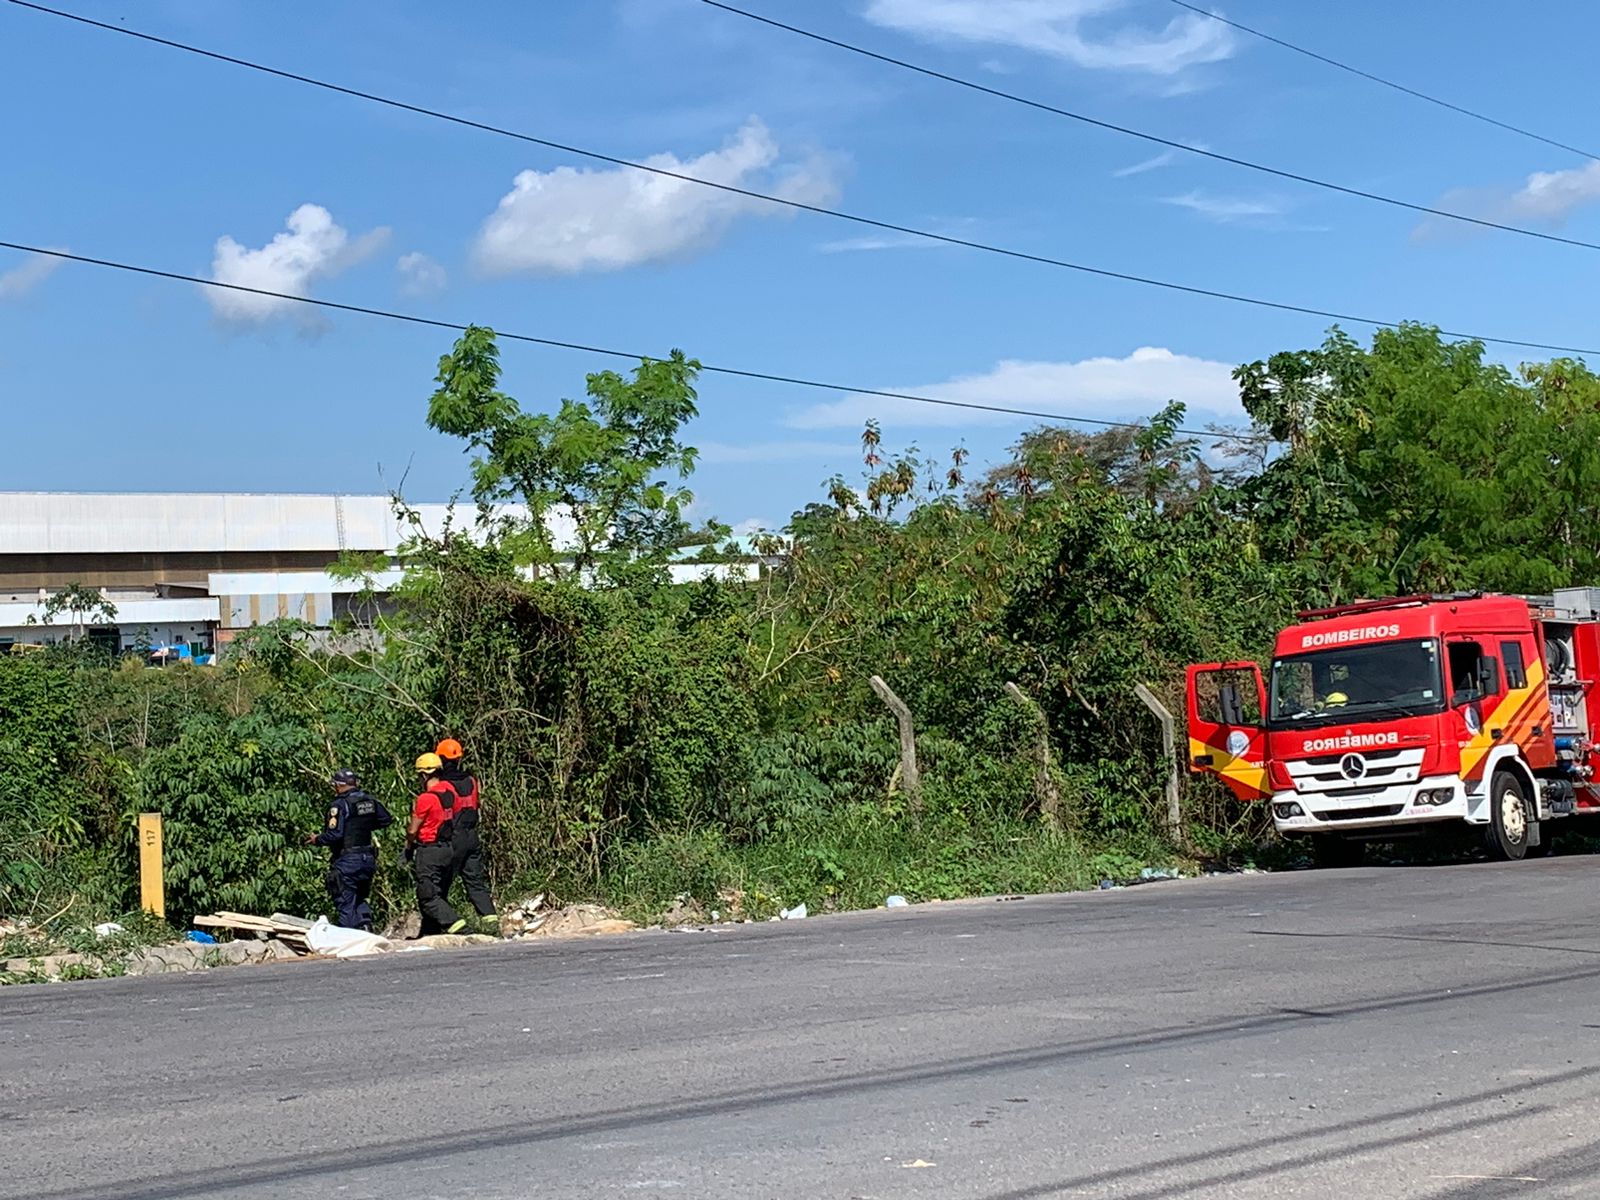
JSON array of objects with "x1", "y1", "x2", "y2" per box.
[
  {"x1": 415, "y1": 752, "x2": 443, "y2": 773},
  {"x1": 1325, "y1": 691, "x2": 1349, "y2": 707}
]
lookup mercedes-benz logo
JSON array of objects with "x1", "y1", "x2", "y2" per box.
[{"x1": 1339, "y1": 753, "x2": 1367, "y2": 781}]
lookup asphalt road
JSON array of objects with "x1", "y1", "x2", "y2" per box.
[{"x1": 5, "y1": 860, "x2": 1600, "y2": 1199}]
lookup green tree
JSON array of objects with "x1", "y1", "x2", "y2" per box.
[
  {"x1": 426, "y1": 325, "x2": 703, "y2": 583},
  {"x1": 34, "y1": 583, "x2": 118, "y2": 642}
]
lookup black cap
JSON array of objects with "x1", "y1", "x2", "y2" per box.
[{"x1": 331, "y1": 768, "x2": 359, "y2": 787}]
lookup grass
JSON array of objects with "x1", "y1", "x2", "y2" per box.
[{"x1": 598, "y1": 807, "x2": 1182, "y2": 925}]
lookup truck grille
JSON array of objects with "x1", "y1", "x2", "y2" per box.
[
  {"x1": 1315, "y1": 805, "x2": 1406, "y2": 822},
  {"x1": 1285, "y1": 747, "x2": 1425, "y2": 795}
]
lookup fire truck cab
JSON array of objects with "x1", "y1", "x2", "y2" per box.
[{"x1": 1186, "y1": 588, "x2": 1600, "y2": 865}]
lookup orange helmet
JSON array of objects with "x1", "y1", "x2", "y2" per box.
[{"x1": 435, "y1": 737, "x2": 464, "y2": 761}]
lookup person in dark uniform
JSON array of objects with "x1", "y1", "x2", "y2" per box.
[
  {"x1": 305, "y1": 768, "x2": 393, "y2": 931},
  {"x1": 435, "y1": 738, "x2": 496, "y2": 930},
  {"x1": 407, "y1": 752, "x2": 466, "y2": 936}
]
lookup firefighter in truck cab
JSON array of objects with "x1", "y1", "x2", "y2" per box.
[{"x1": 1186, "y1": 590, "x2": 1600, "y2": 867}]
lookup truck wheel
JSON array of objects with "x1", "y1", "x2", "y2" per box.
[
  {"x1": 1482, "y1": 771, "x2": 1532, "y2": 861},
  {"x1": 1311, "y1": 836, "x2": 1365, "y2": 869}
]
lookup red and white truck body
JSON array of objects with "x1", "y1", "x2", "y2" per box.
[{"x1": 1185, "y1": 589, "x2": 1600, "y2": 860}]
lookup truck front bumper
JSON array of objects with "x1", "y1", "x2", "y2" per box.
[{"x1": 1271, "y1": 774, "x2": 1465, "y2": 835}]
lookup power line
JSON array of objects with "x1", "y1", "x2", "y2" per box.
[
  {"x1": 699, "y1": 1, "x2": 1600, "y2": 255},
  {"x1": 0, "y1": 239, "x2": 1257, "y2": 441},
  {"x1": 1163, "y1": 0, "x2": 1600, "y2": 164},
  {"x1": 4, "y1": 16, "x2": 1596, "y2": 367},
  {"x1": 16, "y1": 0, "x2": 1599, "y2": 261},
  {"x1": 9, "y1": 0, "x2": 1600, "y2": 327}
]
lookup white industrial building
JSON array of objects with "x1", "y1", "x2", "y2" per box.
[{"x1": 0, "y1": 492, "x2": 759, "y2": 655}]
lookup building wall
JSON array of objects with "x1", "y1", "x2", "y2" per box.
[{"x1": 0, "y1": 549, "x2": 344, "y2": 591}]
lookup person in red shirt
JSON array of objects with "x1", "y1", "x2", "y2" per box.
[
  {"x1": 406, "y1": 753, "x2": 466, "y2": 935},
  {"x1": 435, "y1": 737, "x2": 496, "y2": 928}
]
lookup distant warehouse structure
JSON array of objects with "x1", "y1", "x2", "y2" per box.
[{"x1": 0, "y1": 492, "x2": 762, "y2": 655}]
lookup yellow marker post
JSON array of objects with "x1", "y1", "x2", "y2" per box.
[{"x1": 138, "y1": 813, "x2": 165, "y2": 919}]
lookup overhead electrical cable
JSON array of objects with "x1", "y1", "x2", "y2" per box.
[
  {"x1": 11, "y1": 0, "x2": 1600, "y2": 294},
  {"x1": 6, "y1": 239, "x2": 1600, "y2": 444},
  {"x1": 1162, "y1": 0, "x2": 1600, "y2": 163},
  {"x1": 698, "y1": 0, "x2": 1600, "y2": 253},
  {"x1": 0, "y1": 240, "x2": 1254, "y2": 441}
]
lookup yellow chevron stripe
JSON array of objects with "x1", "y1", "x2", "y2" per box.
[
  {"x1": 1459, "y1": 656, "x2": 1546, "y2": 781},
  {"x1": 1188, "y1": 736, "x2": 1271, "y2": 800}
]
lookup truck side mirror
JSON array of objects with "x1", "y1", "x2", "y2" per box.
[{"x1": 1218, "y1": 683, "x2": 1244, "y2": 727}]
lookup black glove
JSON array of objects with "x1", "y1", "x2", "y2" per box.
[{"x1": 403, "y1": 844, "x2": 415, "y2": 863}]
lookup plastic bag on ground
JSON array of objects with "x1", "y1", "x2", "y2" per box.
[
  {"x1": 778, "y1": 903, "x2": 808, "y2": 920},
  {"x1": 885, "y1": 895, "x2": 909, "y2": 908},
  {"x1": 305, "y1": 916, "x2": 394, "y2": 958}
]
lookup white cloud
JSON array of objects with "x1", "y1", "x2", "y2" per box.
[
  {"x1": 1419, "y1": 161, "x2": 1600, "y2": 241},
  {"x1": 863, "y1": 0, "x2": 1235, "y2": 75},
  {"x1": 698, "y1": 438, "x2": 859, "y2": 464},
  {"x1": 1508, "y1": 161, "x2": 1600, "y2": 223},
  {"x1": 1162, "y1": 190, "x2": 1285, "y2": 223},
  {"x1": 207, "y1": 204, "x2": 390, "y2": 324},
  {"x1": 1113, "y1": 142, "x2": 1208, "y2": 177},
  {"x1": 471, "y1": 119, "x2": 840, "y2": 276},
  {"x1": 397, "y1": 251, "x2": 447, "y2": 295},
  {"x1": 786, "y1": 347, "x2": 1241, "y2": 430},
  {"x1": 1113, "y1": 150, "x2": 1177, "y2": 177},
  {"x1": 730, "y1": 517, "x2": 776, "y2": 538},
  {"x1": 817, "y1": 233, "x2": 940, "y2": 253},
  {"x1": 0, "y1": 252, "x2": 63, "y2": 301}
]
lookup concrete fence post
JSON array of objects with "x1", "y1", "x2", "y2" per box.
[
  {"x1": 1134, "y1": 682, "x2": 1182, "y2": 842},
  {"x1": 1004, "y1": 681, "x2": 1062, "y2": 829},
  {"x1": 870, "y1": 675, "x2": 922, "y2": 815}
]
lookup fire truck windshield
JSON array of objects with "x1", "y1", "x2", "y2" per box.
[{"x1": 1268, "y1": 638, "x2": 1443, "y2": 730}]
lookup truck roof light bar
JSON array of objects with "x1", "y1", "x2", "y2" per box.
[{"x1": 1294, "y1": 593, "x2": 1481, "y2": 620}]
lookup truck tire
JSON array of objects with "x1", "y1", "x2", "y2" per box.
[
  {"x1": 1311, "y1": 835, "x2": 1365, "y2": 869},
  {"x1": 1482, "y1": 771, "x2": 1532, "y2": 861}
]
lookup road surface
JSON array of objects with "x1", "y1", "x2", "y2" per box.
[{"x1": 5, "y1": 859, "x2": 1600, "y2": 1199}]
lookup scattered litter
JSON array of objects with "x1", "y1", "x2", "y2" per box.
[
  {"x1": 901, "y1": 1160, "x2": 936, "y2": 1169},
  {"x1": 185, "y1": 931, "x2": 216, "y2": 944},
  {"x1": 1097, "y1": 879, "x2": 1118, "y2": 890},
  {"x1": 516, "y1": 903, "x2": 637, "y2": 940},
  {"x1": 779, "y1": 903, "x2": 808, "y2": 920},
  {"x1": 192, "y1": 911, "x2": 314, "y2": 955},
  {"x1": 1138, "y1": 868, "x2": 1182, "y2": 882},
  {"x1": 662, "y1": 895, "x2": 707, "y2": 926},
  {"x1": 414, "y1": 932, "x2": 499, "y2": 949},
  {"x1": 885, "y1": 895, "x2": 909, "y2": 908},
  {"x1": 305, "y1": 917, "x2": 393, "y2": 959},
  {"x1": 92, "y1": 922, "x2": 125, "y2": 939}
]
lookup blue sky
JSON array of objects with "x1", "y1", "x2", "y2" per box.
[{"x1": 5, "y1": 0, "x2": 1600, "y2": 532}]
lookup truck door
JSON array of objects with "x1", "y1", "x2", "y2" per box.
[{"x1": 1185, "y1": 662, "x2": 1271, "y2": 801}]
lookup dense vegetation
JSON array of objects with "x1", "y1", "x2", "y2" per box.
[{"x1": 8, "y1": 322, "x2": 1600, "y2": 928}]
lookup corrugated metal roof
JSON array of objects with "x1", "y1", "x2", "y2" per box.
[
  {"x1": 208, "y1": 568, "x2": 407, "y2": 596},
  {"x1": 0, "y1": 597, "x2": 220, "y2": 627},
  {"x1": 0, "y1": 493, "x2": 574, "y2": 554}
]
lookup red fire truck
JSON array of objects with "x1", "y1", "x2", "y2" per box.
[{"x1": 1185, "y1": 589, "x2": 1600, "y2": 865}]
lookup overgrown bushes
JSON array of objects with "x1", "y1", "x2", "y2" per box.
[{"x1": 9, "y1": 322, "x2": 1600, "y2": 928}]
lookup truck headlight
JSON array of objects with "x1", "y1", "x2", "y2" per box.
[
  {"x1": 1415, "y1": 788, "x2": 1453, "y2": 807},
  {"x1": 1273, "y1": 802, "x2": 1304, "y2": 819}
]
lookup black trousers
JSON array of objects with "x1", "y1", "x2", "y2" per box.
[
  {"x1": 412, "y1": 843, "x2": 462, "y2": 935},
  {"x1": 325, "y1": 849, "x2": 377, "y2": 930},
  {"x1": 451, "y1": 825, "x2": 496, "y2": 917}
]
